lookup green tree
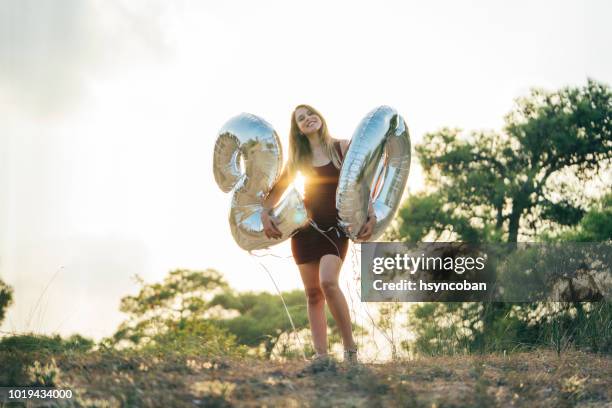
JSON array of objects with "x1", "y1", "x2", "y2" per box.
[
  {"x1": 402, "y1": 152, "x2": 612, "y2": 356},
  {"x1": 207, "y1": 290, "x2": 310, "y2": 358},
  {"x1": 110, "y1": 268, "x2": 359, "y2": 359},
  {"x1": 398, "y1": 80, "x2": 611, "y2": 355},
  {"x1": 392, "y1": 79, "x2": 611, "y2": 243},
  {"x1": 112, "y1": 269, "x2": 229, "y2": 346},
  {"x1": 0, "y1": 278, "x2": 13, "y2": 325},
  {"x1": 208, "y1": 290, "x2": 365, "y2": 358},
  {"x1": 543, "y1": 192, "x2": 612, "y2": 242}
]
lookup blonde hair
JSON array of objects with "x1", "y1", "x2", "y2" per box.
[{"x1": 287, "y1": 104, "x2": 342, "y2": 178}]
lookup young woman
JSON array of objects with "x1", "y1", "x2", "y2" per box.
[{"x1": 261, "y1": 104, "x2": 376, "y2": 365}]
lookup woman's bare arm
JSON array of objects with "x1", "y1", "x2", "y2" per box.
[
  {"x1": 262, "y1": 165, "x2": 292, "y2": 212},
  {"x1": 261, "y1": 166, "x2": 292, "y2": 239},
  {"x1": 367, "y1": 201, "x2": 375, "y2": 218}
]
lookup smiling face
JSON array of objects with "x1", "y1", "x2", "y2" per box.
[
  {"x1": 288, "y1": 104, "x2": 339, "y2": 177},
  {"x1": 294, "y1": 106, "x2": 322, "y2": 135}
]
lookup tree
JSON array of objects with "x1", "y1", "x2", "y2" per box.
[
  {"x1": 207, "y1": 290, "x2": 311, "y2": 358},
  {"x1": 0, "y1": 279, "x2": 13, "y2": 325},
  {"x1": 110, "y1": 268, "x2": 359, "y2": 358},
  {"x1": 402, "y1": 158, "x2": 612, "y2": 355},
  {"x1": 392, "y1": 79, "x2": 611, "y2": 243},
  {"x1": 543, "y1": 192, "x2": 612, "y2": 242},
  {"x1": 210, "y1": 288, "x2": 371, "y2": 358},
  {"x1": 112, "y1": 268, "x2": 229, "y2": 346},
  {"x1": 397, "y1": 80, "x2": 611, "y2": 355}
]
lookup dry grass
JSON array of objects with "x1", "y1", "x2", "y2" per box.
[{"x1": 3, "y1": 350, "x2": 610, "y2": 407}]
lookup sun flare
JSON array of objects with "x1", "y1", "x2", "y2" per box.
[{"x1": 293, "y1": 172, "x2": 306, "y2": 196}]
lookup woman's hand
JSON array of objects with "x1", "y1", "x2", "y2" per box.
[
  {"x1": 261, "y1": 210, "x2": 282, "y2": 239},
  {"x1": 356, "y1": 214, "x2": 377, "y2": 242}
]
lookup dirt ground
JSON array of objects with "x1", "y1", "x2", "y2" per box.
[{"x1": 4, "y1": 350, "x2": 611, "y2": 407}]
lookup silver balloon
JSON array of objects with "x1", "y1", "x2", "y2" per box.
[
  {"x1": 336, "y1": 106, "x2": 411, "y2": 241},
  {"x1": 213, "y1": 113, "x2": 308, "y2": 250}
]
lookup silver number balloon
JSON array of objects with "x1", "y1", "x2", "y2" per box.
[
  {"x1": 336, "y1": 106, "x2": 411, "y2": 241},
  {"x1": 213, "y1": 113, "x2": 308, "y2": 250}
]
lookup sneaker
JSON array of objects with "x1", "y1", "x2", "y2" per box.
[{"x1": 298, "y1": 353, "x2": 337, "y2": 376}]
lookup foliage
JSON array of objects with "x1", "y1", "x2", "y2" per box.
[
  {"x1": 391, "y1": 79, "x2": 611, "y2": 243},
  {"x1": 376, "y1": 303, "x2": 407, "y2": 359},
  {"x1": 27, "y1": 358, "x2": 61, "y2": 387},
  {"x1": 209, "y1": 289, "x2": 345, "y2": 358},
  {"x1": 398, "y1": 81, "x2": 611, "y2": 356},
  {"x1": 140, "y1": 318, "x2": 248, "y2": 358},
  {"x1": 405, "y1": 301, "x2": 611, "y2": 356},
  {"x1": 542, "y1": 192, "x2": 612, "y2": 242},
  {"x1": 0, "y1": 278, "x2": 13, "y2": 324},
  {"x1": 403, "y1": 193, "x2": 611, "y2": 356},
  {"x1": 112, "y1": 268, "x2": 229, "y2": 346},
  {"x1": 0, "y1": 333, "x2": 93, "y2": 387},
  {"x1": 109, "y1": 268, "x2": 354, "y2": 359},
  {"x1": 0, "y1": 333, "x2": 94, "y2": 354}
]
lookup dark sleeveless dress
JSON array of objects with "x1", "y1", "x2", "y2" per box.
[{"x1": 291, "y1": 141, "x2": 349, "y2": 265}]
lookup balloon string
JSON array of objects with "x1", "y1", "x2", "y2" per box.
[
  {"x1": 254, "y1": 258, "x2": 308, "y2": 361},
  {"x1": 307, "y1": 218, "x2": 342, "y2": 259},
  {"x1": 248, "y1": 250, "x2": 293, "y2": 259},
  {"x1": 248, "y1": 217, "x2": 344, "y2": 362}
]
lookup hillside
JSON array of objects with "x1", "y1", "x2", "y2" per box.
[{"x1": 5, "y1": 350, "x2": 610, "y2": 407}]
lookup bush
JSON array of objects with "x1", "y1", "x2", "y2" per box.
[
  {"x1": 146, "y1": 319, "x2": 249, "y2": 358},
  {"x1": 0, "y1": 334, "x2": 95, "y2": 353},
  {"x1": 0, "y1": 333, "x2": 93, "y2": 386},
  {"x1": 0, "y1": 333, "x2": 94, "y2": 354}
]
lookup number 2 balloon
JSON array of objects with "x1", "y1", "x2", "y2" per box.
[{"x1": 213, "y1": 113, "x2": 308, "y2": 251}]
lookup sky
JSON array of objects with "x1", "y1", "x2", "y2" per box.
[{"x1": 1, "y1": 0, "x2": 611, "y2": 353}]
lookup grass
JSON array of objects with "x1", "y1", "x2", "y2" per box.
[{"x1": 1, "y1": 348, "x2": 610, "y2": 407}]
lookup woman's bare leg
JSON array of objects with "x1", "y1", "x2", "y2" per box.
[
  {"x1": 297, "y1": 260, "x2": 327, "y2": 355},
  {"x1": 319, "y1": 254, "x2": 357, "y2": 351}
]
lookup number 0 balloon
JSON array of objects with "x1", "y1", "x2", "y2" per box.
[
  {"x1": 336, "y1": 106, "x2": 411, "y2": 241},
  {"x1": 213, "y1": 113, "x2": 308, "y2": 250}
]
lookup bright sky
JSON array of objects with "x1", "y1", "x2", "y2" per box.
[{"x1": 1, "y1": 0, "x2": 611, "y2": 351}]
